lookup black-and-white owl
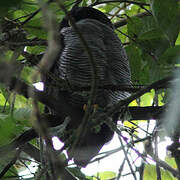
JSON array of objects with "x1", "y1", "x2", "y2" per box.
[{"x1": 45, "y1": 6, "x2": 131, "y2": 167}]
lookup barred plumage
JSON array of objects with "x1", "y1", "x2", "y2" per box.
[
  {"x1": 55, "y1": 18, "x2": 131, "y2": 108},
  {"x1": 46, "y1": 7, "x2": 131, "y2": 167}
]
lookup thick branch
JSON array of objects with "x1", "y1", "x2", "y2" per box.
[
  {"x1": 0, "y1": 40, "x2": 47, "y2": 47},
  {"x1": 0, "y1": 105, "x2": 165, "y2": 157},
  {"x1": 129, "y1": 106, "x2": 164, "y2": 120},
  {"x1": 106, "y1": 76, "x2": 172, "y2": 117},
  {"x1": 0, "y1": 61, "x2": 173, "y2": 122}
]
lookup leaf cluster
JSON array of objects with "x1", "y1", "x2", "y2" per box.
[{"x1": 0, "y1": 0, "x2": 179, "y2": 179}]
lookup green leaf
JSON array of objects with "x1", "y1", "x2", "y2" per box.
[
  {"x1": 24, "y1": 17, "x2": 47, "y2": 39},
  {"x1": 14, "y1": 94, "x2": 32, "y2": 109},
  {"x1": 127, "y1": 16, "x2": 170, "y2": 58},
  {"x1": 68, "y1": 167, "x2": 86, "y2": 179},
  {"x1": 0, "y1": 0, "x2": 22, "y2": 7},
  {"x1": 0, "y1": 117, "x2": 18, "y2": 145},
  {"x1": 0, "y1": 92, "x2": 7, "y2": 106},
  {"x1": 0, "y1": 113, "x2": 8, "y2": 119},
  {"x1": 165, "y1": 157, "x2": 177, "y2": 169},
  {"x1": 115, "y1": 26, "x2": 128, "y2": 43},
  {"x1": 94, "y1": 171, "x2": 116, "y2": 180},
  {"x1": 13, "y1": 108, "x2": 32, "y2": 126},
  {"x1": 144, "y1": 164, "x2": 175, "y2": 180},
  {"x1": 0, "y1": 150, "x2": 17, "y2": 177},
  {"x1": 126, "y1": 45, "x2": 149, "y2": 84},
  {"x1": 20, "y1": 66, "x2": 33, "y2": 83},
  {"x1": 21, "y1": 0, "x2": 39, "y2": 14},
  {"x1": 146, "y1": 56, "x2": 166, "y2": 82},
  {"x1": 127, "y1": 17, "x2": 143, "y2": 38},
  {"x1": 26, "y1": 45, "x2": 46, "y2": 55},
  {"x1": 150, "y1": 0, "x2": 180, "y2": 45},
  {"x1": 175, "y1": 33, "x2": 180, "y2": 45},
  {"x1": 159, "y1": 45, "x2": 180, "y2": 65},
  {"x1": 140, "y1": 90, "x2": 155, "y2": 106},
  {"x1": 0, "y1": 0, "x2": 23, "y2": 16},
  {"x1": 158, "y1": 91, "x2": 165, "y2": 106},
  {"x1": 125, "y1": 3, "x2": 142, "y2": 17}
]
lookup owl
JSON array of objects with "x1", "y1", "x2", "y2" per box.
[{"x1": 45, "y1": 6, "x2": 131, "y2": 167}]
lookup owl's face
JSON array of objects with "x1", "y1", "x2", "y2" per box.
[{"x1": 59, "y1": 7, "x2": 113, "y2": 30}]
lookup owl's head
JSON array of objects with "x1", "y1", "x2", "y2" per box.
[{"x1": 60, "y1": 7, "x2": 113, "y2": 30}]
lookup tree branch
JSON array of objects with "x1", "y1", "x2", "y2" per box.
[
  {"x1": 0, "y1": 69, "x2": 83, "y2": 123},
  {"x1": 91, "y1": 0, "x2": 149, "y2": 7},
  {"x1": 0, "y1": 148, "x2": 21, "y2": 179},
  {"x1": 0, "y1": 61, "x2": 173, "y2": 122},
  {"x1": 0, "y1": 105, "x2": 165, "y2": 159},
  {"x1": 128, "y1": 106, "x2": 165, "y2": 120},
  {"x1": 22, "y1": 143, "x2": 78, "y2": 180},
  {"x1": 0, "y1": 40, "x2": 47, "y2": 47},
  {"x1": 105, "y1": 119, "x2": 180, "y2": 178},
  {"x1": 105, "y1": 76, "x2": 172, "y2": 118},
  {"x1": 114, "y1": 11, "x2": 151, "y2": 28}
]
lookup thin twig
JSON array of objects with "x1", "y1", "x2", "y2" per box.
[
  {"x1": 20, "y1": 0, "x2": 54, "y2": 26},
  {"x1": 0, "y1": 40, "x2": 47, "y2": 47},
  {"x1": 90, "y1": 0, "x2": 149, "y2": 7},
  {"x1": 155, "y1": 136, "x2": 162, "y2": 180},
  {"x1": 56, "y1": 1, "x2": 98, "y2": 160},
  {"x1": 117, "y1": 158, "x2": 126, "y2": 179},
  {"x1": 114, "y1": 11, "x2": 151, "y2": 28},
  {"x1": 118, "y1": 131, "x2": 137, "y2": 180},
  {"x1": 106, "y1": 119, "x2": 180, "y2": 178},
  {"x1": 21, "y1": 9, "x2": 41, "y2": 26}
]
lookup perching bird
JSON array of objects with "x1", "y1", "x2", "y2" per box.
[{"x1": 45, "y1": 6, "x2": 131, "y2": 167}]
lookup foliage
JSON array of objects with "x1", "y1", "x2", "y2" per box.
[
  {"x1": 0, "y1": 0, "x2": 179, "y2": 179},
  {"x1": 144, "y1": 164, "x2": 176, "y2": 180}
]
